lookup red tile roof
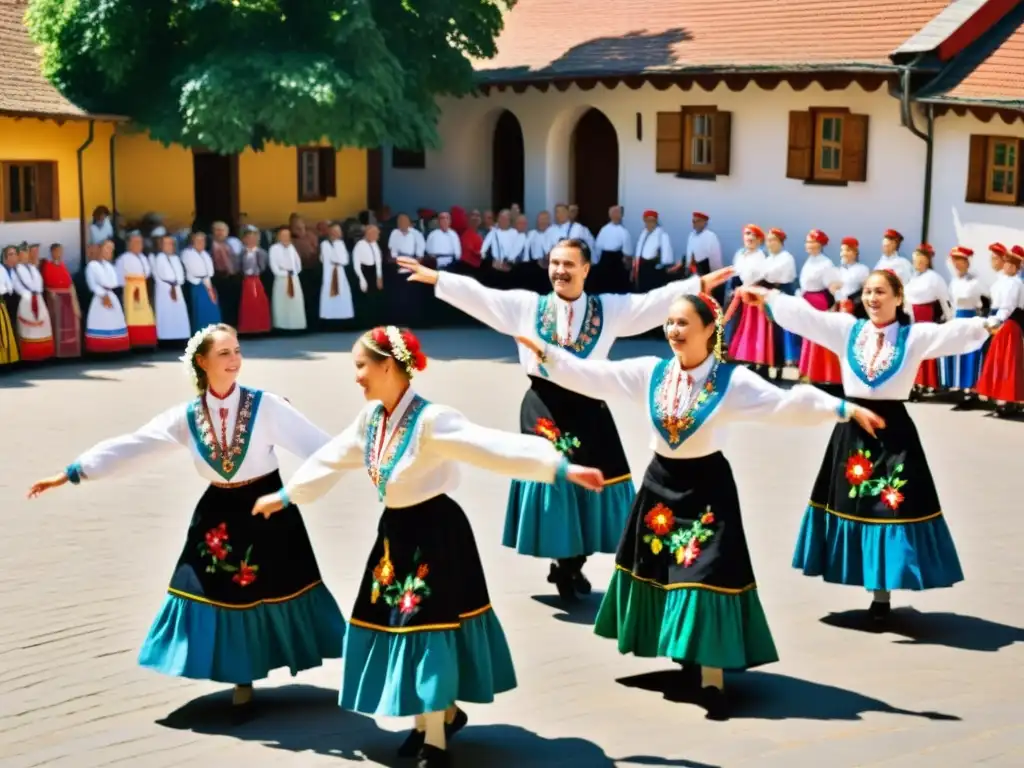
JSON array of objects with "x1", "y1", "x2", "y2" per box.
[
  {"x1": 478, "y1": 0, "x2": 953, "y2": 80},
  {"x1": 944, "y1": 22, "x2": 1024, "y2": 102}
]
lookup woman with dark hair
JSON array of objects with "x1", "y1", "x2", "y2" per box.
[
  {"x1": 252, "y1": 326, "x2": 604, "y2": 768},
  {"x1": 904, "y1": 244, "x2": 951, "y2": 396},
  {"x1": 941, "y1": 246, "x2": 987, "y2": 408},
  {"x1": 739, "y1": 270, "x2": 998, "y2": 623},
  {"x1": 975, "y1": 244, "x2": 1024, "y2": 417},
  {"x1": 27, "y1": 324, "x2": 345, "y2": 710},
  {"x1": 515, "y1": 294, "x2": 882, "y2": 721}
]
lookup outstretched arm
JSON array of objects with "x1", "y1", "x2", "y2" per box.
[
  {"x1": 279, "y1": 411, "x2": 369, "y2": 508},
  {"x1": 529, "y1": 342, "x2": 654, "y2": 405},
  {"x1": 264, "y1": 394, "x2": 332, "y2": 460},
  {"x1": 434, "y1": 271, "x2": 535, "y2": 335},
  {"x1": 721, "y1": 366, "x2": 851, "y2": 427},
  {"x1": 911, "y1": 316, "x2": 992, "y2": 360},
  {"x1": 762, "y1": 289, "x2": 855, "y2": 352},
  {"x1": 606, "y1": 275, "x2": 702, "y2": 337}
]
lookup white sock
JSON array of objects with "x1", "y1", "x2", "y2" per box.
[
  {"x1": 873, "y1": 589, "x2": 891, "y2": 603},
  {"x1": 700, "y1": 666, "x2": 724, "y2": 690},
  {"x1": 423, "y1": 711, "x2": 446, "y2": 750}
]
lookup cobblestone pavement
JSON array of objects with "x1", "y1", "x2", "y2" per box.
[{"x1": 1, "y1": 328, "x2": 1022, "y2": 768}]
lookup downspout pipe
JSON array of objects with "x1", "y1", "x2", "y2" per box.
[
  {"x1": 109, "y1": 127, "x2": 118, "y2": 221},
  {"x1": 76, "y1": 119, "x2": 96, "y2": 274},
  {"x1": 899, "y1": 60, "x2": 934, "y2": 245}
]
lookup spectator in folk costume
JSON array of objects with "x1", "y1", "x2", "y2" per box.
[
  {"x1": 976, "y1": 244, "x2": 1024, "y2": 417},
  {"x1": 481, "y1": 209, "x2": 496, "y2": 237},
  {"x1": 84, "y1": 240, "x2": 130, "y2": 354},
  {"x1": 269, "y1": 226, "x2": 306, "y2": 332},
  {"x1": 0, "y1": 246, "x2": 20, "y2": 366},
  {"x1": 182, "y1": 232, "x2": 221, "y2": 329},
  {"x1": 12, "y1": 243, "x2": 55, "y2": 362},
  {"x1": 210, "y1": 221, "x2": 242, "y2": 327},
  {"x1": 724, "y1": 225, "x2": 769, "y2": 372},
  {"x1": 593, "y1": 205, "x2": 633, "y2": 295},
  {"x1": 319, "y1": 222, "x2": 355, "y2": 329},
  {"x1": 796, "y1": 230, "x2": 843, "y2": 394},
  {"x1": 524, "y1": 210, "x2": 553, "y2": 294},
  {"x1": 875, "y1": 229, "x2": 914, "y2": 286},
  {"x1": 905, "y1": 244, "x2": 951, "y2": 397},
  {"x1": 152, "y1": 235, "x2": 191, "y2": 345},
  {"x1": 942, "y1": 245, "x2": 988, "y2": 409},
  {"x1": 686, "y1": 212, "x2": 725, "y2": 304},
  {"x1": 353, "y1": 224, "x2": 385, "y2": 326},
  {"x1": 117, "y1": 231, "x2": 158, "y2": 349},
  {"x1": 41, "y1": 243, "x2": 82, "y2": 359},
  {"x1": 388, "y1": 213, "x2": 428, "y2": 324},
  {"x1": 236, "y1": 226, "x2": 271, "y2": 335},
  {"x1": 631, "y1": 210, "x2": 673, "y2": 294},
  {"x1": 289, "y1": 213, "x2": 322, "y2": 325},
  {"x1": 722, "y1": 225, "x2": 765, "y2": 348},
  {"x1": 425, "y1": 211, "x2": 461, "y2": 271},
  {"x1": 831, "y1": 238, "x2": 870, "y2": 315}
]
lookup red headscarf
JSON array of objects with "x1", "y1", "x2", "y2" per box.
[{"x1": 451, "y1": 206, "x2": 482, "y2": 268}]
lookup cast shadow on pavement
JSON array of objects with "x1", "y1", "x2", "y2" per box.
[
  {"x1": 155, "y1": 683, "x2": 636, "y2": 766},
  {"x1": 819, "y1": 607, "x2": 1024, "y2": 652},
  {"x1": 530, "y1": 591, "x2": 605, "y2": 625},
  {"x1": 616, "y1": 669, "x2": 961, "y2": 722}
]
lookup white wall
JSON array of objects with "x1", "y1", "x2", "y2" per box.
[
  {"x1": 929, "y1": 111, "x2": 1024, "y2": 289},
  {"x1": 0, "y1": 219, "x2": 83, "y2": 272},
  {"x1": 383, "y1": 81, "x2": 934, "y2": 275}
]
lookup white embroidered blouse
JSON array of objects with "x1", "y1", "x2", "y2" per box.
[
  {"x1": 989, "y1": 274, "x2": 1024, "y2": 323},
  {"x1": 283, "y1": 388, "x2": 565, "y2": 509},
  {"x1": 798, "y1": 254, "x2": 839, "y2": 294},
  {"x1": 67, "y1": 387, "x2": 331, "y2": 485},
  {"x1": 434, "y1": 271, "x2": 703, "y2": 370},
  {"x1": 948, "y1": 272, "x2": 986, "y2": 313},
  {"x1": 765, "y1": 292, "x2": 992, "y2": 400},
  {"x1": 833, "y1": 262, "x2": 870, "y2": 302},
  {"x1": 904, "y1": 269, "x2": 952, "y2": 320},
  {"x1": 536, "y1": 347, "x2": 849, "y2": 459}
]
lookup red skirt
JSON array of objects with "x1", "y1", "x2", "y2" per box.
[
  {"x1": 46, "y1": 289, "x2": 82, "y2": 358},
  {"x1": 798, "y1": 290, "x2": 842, "y2": 384},
  {"x1": 912, "y1": 303, "x2": 940, "y2": 389},
  {"x1": 237, "y1": 275, "x2": 271, "y2": 335},
  {"x1": 977, "y1": 318, "x2": 1024, "y2": 404}
]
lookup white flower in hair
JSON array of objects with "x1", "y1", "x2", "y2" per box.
[
  {"x1": 384, "y1": 325, "x2": 415, "y2": 376},
  {"x1": 180, "y1": 325, "x2": 220, "y2": 393}
]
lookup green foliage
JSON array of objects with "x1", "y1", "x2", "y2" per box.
[{"x1": 27, "y1": 0, "x2": 513, "y2": 152}]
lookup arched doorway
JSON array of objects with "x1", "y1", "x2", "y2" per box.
[
  {"x1": 491, "y1": 110, "x2": 525, "y2": 213},
  {"x1": 571, "y1": 108, "x2": 619, "y2": 234}
]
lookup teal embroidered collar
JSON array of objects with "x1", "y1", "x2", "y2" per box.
[
  {"x1": 535, "y1": 293, "x2": 603, "y2": 358},
  {"x1": 648, "y1": 359, "x2": 734, "y2": 446},
  {"x1": 364, "y1": 395, "x2": 429, "y2": 501},
  {"x1": 187, "y1": 387, "x2": 262, "y2": 481},
  {"x1": 846, "y1": 319, "x2": 910, "y2": 389}
]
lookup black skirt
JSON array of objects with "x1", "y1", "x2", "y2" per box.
[
  {"x1": 356, "y1": 263, "x2": 384, "y2": 326},
  {"x1": 520, "y1": 375, "x2": 631, "y2": 480},
  {"x1": 351, "y1": 494, "x2": 491, "y2": 632},
  {"x1": 167, "y1": 470, "x2": 324, "y2": 607}
]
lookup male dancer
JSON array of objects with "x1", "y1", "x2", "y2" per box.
[{"x1": 398, "y1": 242, "x2": 732, "y2": 600}]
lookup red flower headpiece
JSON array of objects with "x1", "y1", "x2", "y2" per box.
[
  {"x1": 697, "y1": 292, "x2": 722, "y2": 318},
  {"x1": 363, "y1": 326, "x2": 428, "y2": 376}
]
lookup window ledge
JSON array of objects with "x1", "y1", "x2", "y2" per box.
[
  {"x1": 675, "y1": 170, "x2": 717, "y2": 181},
  {"x1": 803, "y1": 178, "x2": 850, "y2": 187},
  {"x1": 297, "y1": 194, "x2": 330, "y2": 203},
  {"x1": 974, "y1": 197, "x2": 1021, "y2": 207}
]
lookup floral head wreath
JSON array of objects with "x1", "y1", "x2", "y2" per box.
[
  {"x1": 665, "y1": 293, "x2": 725, "y2": 362},
  {"x1": 361, "y1": 326, "x2": 428, "y2": 377},
  {"x1": 179, "y1": 325, "x2": 221, "y2": 393}
]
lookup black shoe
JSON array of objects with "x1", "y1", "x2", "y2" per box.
[
  {"x1": 572, "y1": 569, "x2": 592, "y2": 595},
  {"x1": 417, "y1": 744, "x2": 451, "y2": 768},
  {"x1": 672, "y1": 661, "x2": 701, "y2": 690},
  {"x1": 547, "y1": 563, "x2": 577, "y2": 601},
  {"x1": 951, "y1": 399, "x2": 974, "y2": 411},
  {"x1": 398, "y1": 709, "x2": 468, "y2": 757},
  {"x1": 701, "y1": 686, "x2": 729, "y2": 721},
  {"x1": 868, "y1": 600, "x2": 891, "y2": 624}
]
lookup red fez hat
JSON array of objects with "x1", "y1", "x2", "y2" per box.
[
  {"x1": 841, "y1": 237, "x2": 859, "y2": 249},
  {"x1": 949, "y1": 245, "x2": 973, "y2": 259},
  {"x1": 1008, "y1": 245, "x2": 1024, "y2": 261},
  {"x1": 692, "y1": 211, "x2": 709, "y2": 221},
  {"x1": 768, "y1": 227, "x2": 786, "y2": 242},
  {"x1": 744, "y1": 224, "x2": 765, "y2": 240},
  {"x1": 643, "y1": 209, "x2": 658, "y2": 220},
  {"x1": 418, "y1": 208, "x2": 437, "y2": 219},
  {"x1": 808, "y1": 229, "x2": 829, "y2": 246},
  {"x1": 883, "y1": 229, "x2": 903, "y2": 242},
  {"x1": 915, "y1": 243, "x2": 935, "y2": 257},
  {"x1": 989, "y1": 242, "x2": 1008, "y2": 256}
]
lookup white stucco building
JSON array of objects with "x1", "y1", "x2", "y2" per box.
[{"x1": 380, "y1": 0, "x2": 1024, "y2": 284}]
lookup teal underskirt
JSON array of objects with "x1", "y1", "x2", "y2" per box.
[
  {"x1": 340, "y1": 608, "x2": 517, "y2": 718},
  {"x1": 792, "y1": 504, "x2": 964, "y2": 591},
  {"x1": 594, "y1": 568, "x2": 778, "y2": 671},
  {"x1": 137, "y1": 582, "x2": 346, "y2": 684},
  {"x1": 502, "y1": 475, "x2": 635, "y2": 558}
]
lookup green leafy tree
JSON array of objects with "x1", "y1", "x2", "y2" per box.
[{"x1": 27, "y1": 0, "x2": 512, "y2": 152}]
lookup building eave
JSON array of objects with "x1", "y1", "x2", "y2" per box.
[
  {"x1": 0, "y1": 108, "x2": 128, "y2": 123},
  {"x1": 917, "y1": 95, "x2": 1024, "y2": 110}
]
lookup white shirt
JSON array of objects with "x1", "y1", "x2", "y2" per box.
[
  {"x1": 948, "y1": 272, "x2": 986, "y2": 312},
  {"x1": 732, "y1": 248, "x2": 767, "y2": 285},
  {"x1": 482, "y1": 228, "x2": 527, "y2": 264},
  {"x1": 116, "y1": 251, "x2": 151, "y2": 284},
  {"x1": 685, "y1": 229, "x2": 724, "y2": 271},
  {"x1": 284, "y1": 387, "x2": 562, "y2": 510},
  {"x1": 388, "y1": 228, "x2": 426, "y2": 259},
  {"x1": 799, "y1": 254, "x2": 840, "y2": 294},
  {"x1": 766, "y1": 292, "x2": 991, "y2": 400},
  {"x1": 763, "y1": 250, "x2": 797, "y2": 286},
  {"x1": 353, "y1": 240, "x2": 383, "y2": 282},
  {"x1": 0, "y1": 267, "x2": 13, "y2": 296},
  {"x1": 154, "y1": 253, "x2": 186, "y2": 286},
  {"x1": 12, "y1": 264, "x2": 43, "y2": 296},
  {"x1": 320, "y1": 239, "x2": 350, "y2": 268},
  {"x1": 89, "y1": 218, "x2": 114, "y2": 245},
  {"x1": 269, "y1": 243, "x2": 302, "y2": 277},
  {"x1": 527, "y1": 229, "x2": 552, "y2": 261},
  {"x1": 544, "y1": 221, "x2": 593, "y2": 254},
  {"x1": 905, "y1": 269, "x2": 952, "y2": 320},
  {"x1": 833, "y1": 262, "x2": 870, "y2": 301},
  {"x1": 635, "y1": 227, "x2": 674, "y2": 266},
  {"x1": 227, "y1": 236, "x2": 244, "y2": 256},
  {"x1": 989, "y1": 274, "x2": 1024, "y2": 323},
  {"x1": 425, "y1": 229, "x2": 461, "y2": 267},
  {"x1": 85, "y1": 260, "x2": 119, "y2": 297},
  {"x1": 595, "y1": 223, "x2": 634, "y2": 265},
  {"x1": 874, "y1": 254, "x2": 914, "y2": 286},
  {"x1": 70, "y1": 388, "x2": 331, "y2": 485},
  {"x1": 181, "y1": 248, "x2": 214, "y2": 285},
  {"x1": 435, "y1": 271, "x2": 702, "y2": 371},
  {"x1": 540, "y1": 348, "x2": 847, "y2": 459}
]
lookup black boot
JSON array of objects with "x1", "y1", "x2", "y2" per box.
[
  {"x1": 547, "y1": 562, "x2": 576, "y2": 601},
  {"x1": 868, "y1": 600, "x2": 891, "y2": 624},
  {"x1": 397, "y1": 709, "x2": 468, "y2": 758},
  {"x1": 701, "y1": 686, "x2": 729, "y2": 721},
  {"x1": 417, "y1": 744, "x2": 451, "y2": 768},
  {"x1": 570, "y1": 555, "x2": 591, "y2": 595}
]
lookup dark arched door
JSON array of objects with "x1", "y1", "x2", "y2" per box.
[
  {"x1": 491, "y1": 110, "x2": 525, "y2": 212},
  {"x1": 571, "y1": 108, "x2": 619, "y2": 234}
]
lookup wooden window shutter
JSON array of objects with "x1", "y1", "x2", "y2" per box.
[
  {"x1": 318, "y1": 147, "x2": 337, "y2": 198},
  {"x1": 712, "y1": 111, "x2": 732, "y2": 176},
  {"x1": 786, "y1": 111, "x2": 814, "y2": 180},
  {"x1": 36, "y1": 162, "x2": 58, "y2": 219},
  {"x1": 655, "y1": 112, "x2": 683, "y2": 173},
  {"x1": 841, "y1": 113, "x2": 869, "y2": 182},
  {"x1": 965, "y1": 135, "x2": 988, "y2": 203}
]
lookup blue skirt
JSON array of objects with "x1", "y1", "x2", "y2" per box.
[
  {"x1": 190, "y1": 283, "x2": 222, "y2": 328},
  {"x1": 940, "y1": 308, "x2": 984, "y2": 389}
]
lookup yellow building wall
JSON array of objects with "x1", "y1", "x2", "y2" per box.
[
  {"x1": 113, "y1": 130, "x2": 195, "y2": 229},
  {"x1": 0, "y1": 116, "x2": 114, "y2": 225}
]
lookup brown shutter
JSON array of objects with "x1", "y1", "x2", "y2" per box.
[
  {"x1": 841, "y1": 113, "x2": 869, "y2": 182},
  {"x1": 35, "y1": 162, "x2": 58, "y2": 219},
  {"x1": 655, "y1": 112, "x2": 683, "y2": 173},
  {"x1": 319, "y1": 147, "x2": 337, "y2": 198},
  {"x1": 965, "y1": 135, "x2": 988, "y2": 203},
  {"x1": 1016, "y1": 138, "x2": 1023, "y2": 206},
  {"x1": 786, "y1": 111, "x2": 814, "y2": 180},
  {"x1": 712, "y1": 111, "x2": 732, "y2": 176}
]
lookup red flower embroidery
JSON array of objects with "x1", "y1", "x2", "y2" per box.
[
  {"x1": 416, "y1": 563, "x2": 429, "y2": 579},
  {"x1": 881, "y1": 486, "x2": 904, "y2": 510},
  {"x1": 681, "y1": 539, "x2": 701, "y2": 567},
  {"x1": 398, "y1": 590, "x2": 421, "y2": 614},
  {"x1": 205, "y1": 523, "x2": 228, "y2": 550},
  {"x1": 233, "y1": 562, "x2": 257, "y2": 587},
  {"x1": 644, "y1": 503, "x2": 675, "y2": 536},
  {"x1": 534, "y1": 417, "x2": 560, "y2": 441},
  {"x1": 373, "y1": 555, "x2": 396, "y2": 587},
  {"x1": 700, "y1": 511, "x2": 715, "y2": 525},
  {"x1": 845, "y1": 454, "x2": 873, "y2": 486}
]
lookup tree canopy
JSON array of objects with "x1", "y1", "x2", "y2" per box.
[{"x1": 27, "y1": 0, "x2": 512, "y2": 152}]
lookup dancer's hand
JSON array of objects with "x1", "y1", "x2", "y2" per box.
[
  {"x1": 514, "y1": 335, "x2": 545, "y2": 362},
  {"x1": 376, "y1": 276, "x2": 384, "y2": 291},
  {"x1": 735, "y1": 285, "x2": 771, "y2": 306},
  {"x1": 252, "y1": 493, "x2": 284, "y2": 519},
  {"x1": 566, "y1": 465, "x2": 604, "y2": 492},
  {"x1": 700, "y1": 267, "x2": 734, "y2": 294},
  {"x1": 850, "y1": 405, "x2": 886, "y2": 437},
  {"x1": 397, "y1": 257, "x2": 439, "y2": 285},
  {"x1": 27, "y1": 472, "x2": 69, "y2": 499}
]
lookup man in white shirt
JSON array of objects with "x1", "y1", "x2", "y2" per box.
[
  {"x1": 593, "y1": 205, "x2": 633, "y2": 294},
  {"x1": 353, "y1": 224, "x2": 384, "y2": 325},
  {"x1": 424, "y1": 211, "x2": 462, "y2": 270},
  {"x1": 387, "y1": 213, "x2": 427, "y2": 325},
  {"x1": 685, "y1": 211, "x2": 725, "y2": 304},
  {"x1": 632, "y1": 209, "x2": 673, "y2": 293},
  {"x1": 524, "y1": 211, "x2": 553, "y2": 293},
  {"x1": 545, "y1": 204, "x2": 591, "y2": 254},
  {"x1": 567, "y1": 204, "x2": 596, "y2": 252},
  {"x1": 481, "y1": 209, "x2": 523, "y2": 289}
]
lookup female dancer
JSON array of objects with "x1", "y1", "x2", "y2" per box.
[
  {"x1": 976, "y1": 245, "x2": 1024, "y2": 417},
  {"x1": 723, "y1": 225, "x2": 765, "y2": 347},
  {"x1": 252, "y1": 326, "x2": 604, "y2": 768},
  {"x1": 513, "y1": 294, "x2": 882, "y2": 721},
  {"x1": 942, "y1": 246, "x2": 987, "y2": 408},
  {"x1": 738, "y1": 271, "x2": 996, "y2": 623},
  {"x1": 796, "y1": 230, "x2": 842, "y2": 393},
  {"x1": 904, "y1": 244, "x2": 951, "y2": 397},
  {"x1": 28, "y1": 324, "x2": 345, "y2": 708}
]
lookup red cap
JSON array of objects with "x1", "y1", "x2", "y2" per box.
[
  {"x1": 884, "y1": 229, "x2": 903, "y2": 242},
  {"x1": 692, "y1": 211, "x2": 709, "y2": 221},
  {"x1": 1008, "y1": 245, "x2": 1024, "y2": 261},
  {"x1": 643, "y1": 210, "x2": 658, "y2": 220},
  {"x1": 915, "y1": 243, "x2": 935, "y2": 257},
  {"x1": 768, "y1": 227, "x2": 786, "y2": 242},
  {"x1": 989, "y1": 242, "x2": 1008, "y2": 257},
  {"x1": 418, "y1": 208, "x2": 436, "y2": 219},
  {"x1": 949, "y1": 245, "x2": 973, "y2": 259},
  {"x1": 882, "y1": 267, "x2": 903, "y2": 282},
  {"x1": 807, "y1": 229, "x2": 829, "y2": 246},
  {"x1": 744, "y1": 224, "x2": 765, "y2": 240},
  {"x1": 841, "y1": 237, "x2": 859, "y2": 249}
]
